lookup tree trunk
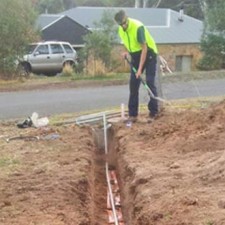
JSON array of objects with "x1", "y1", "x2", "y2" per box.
[
  {"x1": 143, "y1": 0, "x2": 148, "y2": 8},
  {"x1": 135, "y1": 0, "x2": 141, "y2": 8}
]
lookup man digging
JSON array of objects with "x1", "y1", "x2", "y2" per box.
[{"x1": 114, "y1": 10, "x2": 159, "y2": 124}]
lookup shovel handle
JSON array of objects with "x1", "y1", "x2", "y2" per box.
[
  {"x1": 124, "y1": 56, "x2": 168, "y2": 104},
  {"x1": 124, "y1": 56, "x2": 155, "y2": 98}
]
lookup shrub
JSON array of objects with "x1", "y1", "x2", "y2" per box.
[
  {"x1": 198, "y1": 34, "x2": 225, "y2": 70},
  {"x1": 61, "y1": 64, "x2": 75, "y2": 77}
]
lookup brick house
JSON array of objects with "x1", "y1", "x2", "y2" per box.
[{"x1": 37, "y1": 7, "x2": 203, "y2": 72}]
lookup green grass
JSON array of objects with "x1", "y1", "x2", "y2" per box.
[
  {"x1": 25, "y1": 70, "x2": 225, "y2": 84},
  {"x1": 0, "y1": 157, "x2": 20, "y2": 167},
  {"x1": 71, "y1": 72, "x2": 128, "y2": 81},
  {"x1": 1, "y1": 70, "x2": 225, "y2": 88},
  {"x1": 161, "y1": 70, "x2": 225, "y2": 83},
  {"x1": 205, "y1": 220, "x2": 214, "y2": 225},
  {"x1": 48, "y1": 95, "x2": 225, "y2": 126}
]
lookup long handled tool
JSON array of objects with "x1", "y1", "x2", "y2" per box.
[{"x1": 124, "y1": 56, "x2": 167, "y2": 104}]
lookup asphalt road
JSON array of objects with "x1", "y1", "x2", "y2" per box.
[{"x1": 1, "y1": 78, "x2": 225, "y2": 120}]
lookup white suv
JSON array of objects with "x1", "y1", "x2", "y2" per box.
[{"x1": 19, "y1": 41, "x2": 78, "y2": 75}]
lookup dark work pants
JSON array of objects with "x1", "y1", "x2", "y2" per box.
[{"x1": 128, "y1": 52, "x2": 158, "y2": 117}]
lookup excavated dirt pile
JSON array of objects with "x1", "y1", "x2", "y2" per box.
[
  {"x1": 0, "y1": 99, "x2": 225, "y2": 225},
  {"x1": 0, "y1": 126, "x2": 99, "y2": 225},
  {"x1": 114, "y1": 100, "x2": 225, "y2": 225}
]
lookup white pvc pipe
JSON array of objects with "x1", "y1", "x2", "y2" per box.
[
  {"x1": 105, "y1": 162, "x2": 119, "y2": 225},
  {"x1": 103, "y1": 113, "x2": 119, "y2": 225},
  {"x1": 103, "y1": 113, "x2": 108, "y2": 155},
  {"x1": 121, "y1": 103, "x2": 125, "y2": 119}
]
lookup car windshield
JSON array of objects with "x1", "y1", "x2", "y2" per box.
[{"x1": 26, "y1": 44, "x2": 38, "y2": 54}]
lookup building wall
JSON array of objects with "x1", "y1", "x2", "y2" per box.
[
  {"x1": 82, "y1": 43, "x2": 203, "y2": 75},
  {"x1": 158, "y1": 43, "x2": 203, "y2": 72},
  {"x1": 113, "y1": 43, "x2": 203, "y2": 73},
  {"x1": 42, "y1": 17, "x2": 90, "y2": 46}
]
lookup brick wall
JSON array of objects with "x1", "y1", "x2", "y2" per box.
[
  {"x1": 157, "y1": 43, "x2": 203, "y2": 71},
  {"x1": 113, "y1": 43, "x2": 203, "y2": 73},
  {"x1": 84, "y1": 44, "x2": 203, "y2": 74}
]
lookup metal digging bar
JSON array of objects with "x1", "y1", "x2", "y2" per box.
[{"x1": 124, "y1": 55, "x2": 168, "y2": 104}]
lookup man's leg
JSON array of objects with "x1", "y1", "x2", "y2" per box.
[
  {"x1": 146, "y1": 55, "x2": 158, "y2": 117},
  {"x1": 128, "y1": 70, "x2": 141, "y2": 117}
]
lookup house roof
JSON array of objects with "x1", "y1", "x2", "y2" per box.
[
  {"x1": 58, "y1": 7, "x2": 203, "y2": 44},
  {"x1": 36, "y1": 14, "x2": 63, "y2": 30},
  {"x1": 36, "y1": 15, "x2": 90, "y2": 47}
]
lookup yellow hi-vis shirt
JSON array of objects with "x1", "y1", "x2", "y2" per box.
[{"x1": 118, "y1": 18, "x2": 158, "y2": 54}]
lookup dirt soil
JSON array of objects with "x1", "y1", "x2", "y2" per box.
[{"x1": 1, "y1": 99, "x2": 225, "y2": 225}]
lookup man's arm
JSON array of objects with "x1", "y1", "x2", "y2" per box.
[
  {"x1": 136, "y1": 26, "x2": 147, "y2": 78},
  {"x1": 136, "y1": 43, "x2": 147, "y2": 78}
]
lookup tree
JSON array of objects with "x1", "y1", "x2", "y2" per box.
[
  {"x1": 198, "y1": 0, "x2": 225, "y2": 70},
  {"x1": 73, "y1": 0, "x2": 203, "y2": 19},
  {"x1": 63, "y1": 0, "x2": 76, "y2": 9},
  {"x1": 35, "y1": 0, "x2": 65, "y2": 14},
  {"x1": 158, "y1": 0, "x2": 203, "y2": 19},
  {"x1": 81, "y1": 10, "x2": 118, "y2": 75},
  {"x1": 205, "y1": 0, "x2": 225, "y2": 32},
  {"x1": 52, "y1": 0, "x2": 205, "y2": 20},
  {"x1": 0, "y1": 0, "x2": 38, "y2": 78},
  {"x1": 198, "y1": 34, "x2": 225, "y2": 70}
]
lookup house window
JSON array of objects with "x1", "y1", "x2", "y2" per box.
[{"x1": 175, "y1": 55, "x2": 193, "y2": 72}]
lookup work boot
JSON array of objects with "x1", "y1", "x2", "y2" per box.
[
  {"x1": 126, "y1": 116, "x2": 137, "y2": 123},
  {"x1": 147, "y1": 113, "x2": 158, "y2": 123},
  {"x1": 124, "y1": 116, "x2": 137, "y2": 124}
]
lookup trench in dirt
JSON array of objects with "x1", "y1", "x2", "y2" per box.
[
  {"x1": 3, "y1": 102, "x2": 225, "y2": 225},
  {"x1": 91, "y1": 124, "x2": 131, "y2": 225}
]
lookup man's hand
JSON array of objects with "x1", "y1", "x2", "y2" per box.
[
  {"x1": 136, "y1": 68, "x2": 142, "y2": 78},
  {"x1": 122, "y1": 52, "x2": 129, "y2": 59},
  {"x1": 137, "y1": 43, "x2": 147, "y2": 78}
]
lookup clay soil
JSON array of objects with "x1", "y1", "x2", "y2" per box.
[{"x1": 1, "y1": 99, "x2": 225, "y2": 225}]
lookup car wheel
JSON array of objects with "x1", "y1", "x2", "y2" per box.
[
  {"x1": 17, "y1": 63, "x2": 31, "y2": 78},
  {"x1": 62, "y1": 61, "x2": 77, "y2": 76},
  {"x1": 63, "y1": 61, "x2": 76, "y2": 70}
]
